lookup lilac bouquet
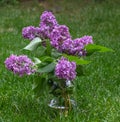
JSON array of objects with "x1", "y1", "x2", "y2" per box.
[{"x1": 5, "y1": 11, "x2": 113, "y2": 115}]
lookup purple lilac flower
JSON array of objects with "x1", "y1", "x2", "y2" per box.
[
  {"x1": 61, "y1": 35, "x2": 93, "y2": 56},
  {"x1": 39, "y1": 11, "x2": 58, "y2": 39},
  {"x1": 22, "y1": 26, "x2": 44, "y2": 40},
  {"x1": 4, "y1": 54, "x2": 36, "y2": 76},
  {"x1": 71, "y1": 38, "x2": 86, "y2": 56},
  {"x1": 50, "y1": 25, "x2": 71, "y2": 51},
  {"x1": 72, "y1": 35, "x2": 93, "y2": 56},
  {"x1": 78, "y1": 35, "x2": 93, "y2": 45},
  {"x1": 55, "y1": 57, "x2": 76, "y2": 80},
  {"x1": 61, "y1": 38, "x2": 74, "y2": 54},
  {"x1": 22, "y1": 26, "x2": 36, "y2": 40}
]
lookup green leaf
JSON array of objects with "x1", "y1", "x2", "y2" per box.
[
  {"x1": 85, "y1": 44, "x2": 114, "y2": 56},
  {"x1": 51, "y1": 49, "x2": 62, "y2": 58},
  {"x1": 38, "y1": 46, "x2": 46, "y2": 56},
  {"x1": 24, "y1": 37, "x2": 42, "y2": 51},
  {"x1": 32, "y1": 75, "x2": 47, "y2": 97},
  {"x1": 33, "y1": 57, "x2": 41, "y2": 64},
  {"x1": 40, "y1": 56, "x2": 54, "y2": 62},
  {"x1": 37, "y1": 62, "x2": 56, "y2": 73},
  {"x1": 63, "y1": 54, "x2": 91, "y2": 65}
]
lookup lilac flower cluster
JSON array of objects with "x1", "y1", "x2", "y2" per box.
[
  {"x1": 39, "y1": 11, "x2": 58, "y2": 39},
  {"x1": 22, "y1": 11, "x2": 58, "y2": 40},
  {"x1": 61, "y1": 39, "x2": 74, "y2": 54},
  {"x1": 62, "y1": 36, "x2": 93, "y2": 56},
  {"x1": 72, "y1": 36, "x2": 93, "y2": 56},
  {"x1": 22, "y1": 11, "x2": 93, "y2": 57},
  {"x1": 55, "y1": 57, "x2": 76, "y2": 80},
  {"x1": 4, "y1": 54, "x2": 36, "y2": 76},
  {"x1": 22, "y1": 26, "x2": 42, "y2": 40},
  {"x1": 50, "y1": 25, "x2": 71, "y2": 51}
]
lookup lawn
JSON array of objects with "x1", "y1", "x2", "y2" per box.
[{"x1": 0, "y1": 0, "x2": 120, "y2": 121}]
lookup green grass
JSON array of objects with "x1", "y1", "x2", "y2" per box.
[{"x1": 0, "y1": 0, "x2": 120, "y2": 121}]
